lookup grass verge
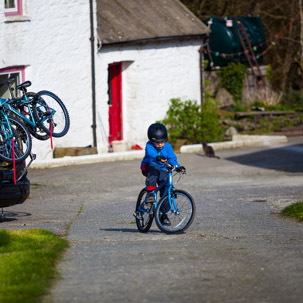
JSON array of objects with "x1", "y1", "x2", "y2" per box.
[
  {"x1": 0, "y1": 229, "x2": 68, "y2": 303},
  {"x1": 280, "y1": 202, "x2": 303, "y2": 222}
]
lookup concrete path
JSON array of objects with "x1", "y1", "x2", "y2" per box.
[{"x1": 1, "y1": 136, "x2": 303, "y2": 303}]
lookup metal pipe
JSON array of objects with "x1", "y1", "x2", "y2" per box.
[
  {"x1": 89, "y1": 0, "x2": 97, "y2": 147},
  {"x1": 199, "y1": 45, "x2": 204, "y2": 106}
]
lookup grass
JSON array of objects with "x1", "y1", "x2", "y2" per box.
[
  {"x1": 280, "y1": 202, "x2": 303, "y2": 222},
  {"x1": 0, "y1": 229, "x2": 68, "y2": 303}
]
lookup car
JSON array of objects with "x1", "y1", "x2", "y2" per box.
[{"x1": 0, "y1": 160, "x2": 30, "y2": 209}]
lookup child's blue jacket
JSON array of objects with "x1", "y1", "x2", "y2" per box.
[{"x1": 141, "y1": 141, "x2": 180, "y2": 171}]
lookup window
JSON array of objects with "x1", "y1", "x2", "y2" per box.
[
  {"x1": 0, "y1": 67, "x2": 24, "y2": 98},
  {"x1": 4, "y1": 0, "x2": 23, "y2": 17}
]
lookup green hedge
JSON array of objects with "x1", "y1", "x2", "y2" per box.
[{"x1": 159, "y1": 96, "x2": 223, "y2": 144}]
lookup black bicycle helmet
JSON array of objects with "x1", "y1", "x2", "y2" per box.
[{"x1": 147, "y1": 123, "x2": 168, "y2": 143}]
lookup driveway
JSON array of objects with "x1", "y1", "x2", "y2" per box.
[{"x1": 1, "y1": 138, "x2": 303, "y2": 303}]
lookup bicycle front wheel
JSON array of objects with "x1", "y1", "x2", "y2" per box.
[
  {"x1": 23, "y1": 92, "x2": 50, "y2": 141},
  {"x1": 0, "y1": 116, "x2": 32, "y2": 163},
  {"x1": 33, "y1": 90, "x2": 70, "y2": 137},
  {"x1": 135, "y1": 188, "x2": 154, "y2": 233},
  {"x1": 155, "y1": 190, "x2": 195, "y2": 234}
]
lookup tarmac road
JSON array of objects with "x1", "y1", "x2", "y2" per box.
[{"x1": 1, "y1": 138, "x2": 303, "y2": 303}]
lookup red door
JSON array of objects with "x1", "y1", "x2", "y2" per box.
[{"x1": 108, "y1": 63, "x2": 123, "y2": 145}]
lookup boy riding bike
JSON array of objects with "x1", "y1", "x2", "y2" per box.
[{"x1": 139, "y1": 123, "x2": 185, "y2": 225}]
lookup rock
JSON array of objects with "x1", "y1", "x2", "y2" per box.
[{"x1": 225, "y1": 126, "x2": 238, "y2": 137}]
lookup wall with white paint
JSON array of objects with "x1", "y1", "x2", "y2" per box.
[
  {"x1": 95, "y1": 40, "x2": 203, "y2": 152},
  {"x1": 0, "y1": 0, "x2": 95, "y2": 160},
  {"x1": 0, "y1": 1, "x2": 204, "y2": 160}
]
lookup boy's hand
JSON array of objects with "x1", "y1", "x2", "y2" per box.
[
  {"x1": 176, "y1": 166, "x2": 186, "y2": 173},
  {"x1": 156, "y1": 156, "x2": 167, "y2": 163}
]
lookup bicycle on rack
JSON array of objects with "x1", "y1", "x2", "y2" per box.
[
  {"x1": 2, "y1": 75, "x2": 70, "y2": 139},
  {"x1": 133, "y1": 161, "x2": 196, "y2": 234},
  {"x1": 0, "y1": 76, "x2": 70, "y2": 163}
]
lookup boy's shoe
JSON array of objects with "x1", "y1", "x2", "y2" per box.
[
  {"x1": 145, "y1": 192, "x2": 155, "y2": 204},
  {"x1": 160, "y1": 214, "x2": 171, "y2": 226}
]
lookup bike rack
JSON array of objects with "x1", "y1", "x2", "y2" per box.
[{"x1": 17, "y1": 152, "x2": 36, "y2": 182}]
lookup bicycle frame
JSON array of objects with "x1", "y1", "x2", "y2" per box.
[
  {"x1": 138, "y1": 169, "x2": 179, "y2": 215},
  {"x1": 0, "y1": 96, "x2": 55, "y2": 129},
  {"x1": 0, "y1": 97, "x2": 36, "y2": 128}
]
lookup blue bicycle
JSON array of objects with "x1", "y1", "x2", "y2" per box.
[
  {"x1": 1, "y1": 76, "x2": 70, "y2": 140},
  {"x1": 134, "y1": 162, "x2": 196, "y2": 234},
  {"x1": 0, "y1": 76, "x2": 70, "y2": 163}
]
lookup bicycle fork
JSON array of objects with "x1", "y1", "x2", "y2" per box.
[{"x1": 167, "y1": 173, "x2": 179, "y2": 215}]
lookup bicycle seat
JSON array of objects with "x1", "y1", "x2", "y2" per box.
[{"x1": 16, "y1": 81, "x2": 32, "y2": 90}]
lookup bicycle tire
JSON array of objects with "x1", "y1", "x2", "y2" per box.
[
  {"x1": 32, "y1": 90, "x2": 70, "y2": 137},
  {"x1": 0, "y1": 116, "x2": 32, "y2": 163},
  {"x1": 23, "y1": 92, "x2": 50, "y2": 141},
  {"x1": 135, "y1": 188, "x2": 154, "y2": 233},
  {"x1": 155, "y1": 189, "x2": 195, "y2": 234}
]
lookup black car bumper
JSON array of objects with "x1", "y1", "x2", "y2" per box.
[{"x1": 0, "y1": 177, "x2": 30, "y2": 208}]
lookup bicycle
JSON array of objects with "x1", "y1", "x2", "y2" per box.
[
  {"x1": 1, "y1": 76, "x2": 70, "y2": 139},
  {"x1": 0, "y1": 76, "x2": 70, "y2": 163},
  {"x1": 0, "y1": 111, "x2": 32, "y2": 163},
  {"x1": 133, "y1": 161, "x2": 196, "y2": 234}
]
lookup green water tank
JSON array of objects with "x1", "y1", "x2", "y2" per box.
[{"x1": 203, "y1": 16, "x2": 266, "y2": 70}]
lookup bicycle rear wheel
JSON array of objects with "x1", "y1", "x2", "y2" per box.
[
  {"x1": 33, "y1": 90, "x2": 70, "y2": 137},
  {"x1": 135, "y1": 188, "x2": 154, "y2": 233},
  {"x1": 0, "y1": 116, "x2": 32, "y2": 163},
  {"x1": 155, "y1": 189, "x2": 195, "y2": 234}
]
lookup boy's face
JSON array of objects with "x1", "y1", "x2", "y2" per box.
[{"x1": 153, "y1": 141, "x2": 165, "y2": 150}]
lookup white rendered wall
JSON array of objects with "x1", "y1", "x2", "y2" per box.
[
  {"x1": 0, "y1": 1, "x2": 204, "y2": 158},
  {"x1": 0, "y1": 0, "x2": 95, "y2": 160},
  {"x1": 95, "y1": 40, "x2": 203, "y2": 152}
]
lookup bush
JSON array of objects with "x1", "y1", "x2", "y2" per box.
[
  {"x1": 281, "y1": 89, "x2": 303, "y2": 110},
  {"x1": 159, "y1": 96, "x2": 223, "y2": 144},
  {"x1": 216, "y1": 62, "x2": 247, "y2": 106}
]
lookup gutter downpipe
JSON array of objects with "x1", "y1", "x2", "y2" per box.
[
  {"x1": 89, "y1": 0, "x2": 97, "y2": 147},
  {"x1": 199, "y1": 38, "x2": 209, "y2": 107},
  {"x1": 199, "y1": 45, "x2": 204, "y2": 107}
]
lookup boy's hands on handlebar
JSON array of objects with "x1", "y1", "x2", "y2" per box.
[
  {"x1": 156, "y1": 156, "x2": 186, "y2": 173},
  {"x1": 176, "y1": 166, "x2": 186, "y2": 173}
]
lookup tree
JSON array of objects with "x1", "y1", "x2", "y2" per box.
[{"x1": 181, "y1": 0, "x2": 303, "y2": 92}]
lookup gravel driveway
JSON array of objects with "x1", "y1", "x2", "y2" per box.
[{"x1": 1, "y1": 138, "x2": 303, "y2": 303}]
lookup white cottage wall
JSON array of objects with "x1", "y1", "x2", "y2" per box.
[
  {"x1": 0, "y1": 0, "x2": 95, "y2": 160},
  {"x1": 95, "y1": 40, "x2": 202, "y2": 152}
]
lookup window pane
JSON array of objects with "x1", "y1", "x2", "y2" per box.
[
  {"x1": 5, "y1": 0, "x2": 16, "y2": 9},
  {"x1": 0, "y1": 72, "x2": 20, "y2": 98}
]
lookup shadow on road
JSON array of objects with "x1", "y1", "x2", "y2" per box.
[
  {"x1": 0, "y1": 211, "x2": 31, "y2": 223},
  {"x1": 225, "y1": 144, "x2": 303, "y2": 173},
  {"x1": 100, "y1": 228, "x2": 161, "y2": 234}
]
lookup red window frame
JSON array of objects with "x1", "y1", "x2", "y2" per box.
[
  {"x1": 4, "y1": 0, "x2": 23, "y2": 17},
  {"x1": 0, "y1": 66, "x2": 25, "y2": 98}
]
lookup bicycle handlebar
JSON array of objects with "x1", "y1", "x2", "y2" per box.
[{"x1": 160, "y1": 160, "x2": 186, "y2": 174}]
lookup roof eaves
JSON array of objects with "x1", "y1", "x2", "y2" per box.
[{"x1": 100, "y1": 33, "x2": 209, "y2": 48}]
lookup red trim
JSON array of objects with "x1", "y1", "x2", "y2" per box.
[
  {"x1": 5, "y1": 0, "x2": 23, "y2": 16},
  {"x1": 141, "y1": 164, "x2": 147, "y2": 172},
  {"x1": 147, "y1": 186, "x2": 156, "y2": 191},
  {"x1": 0, "y1": 66, "x2": 25, "y2": 82}
]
